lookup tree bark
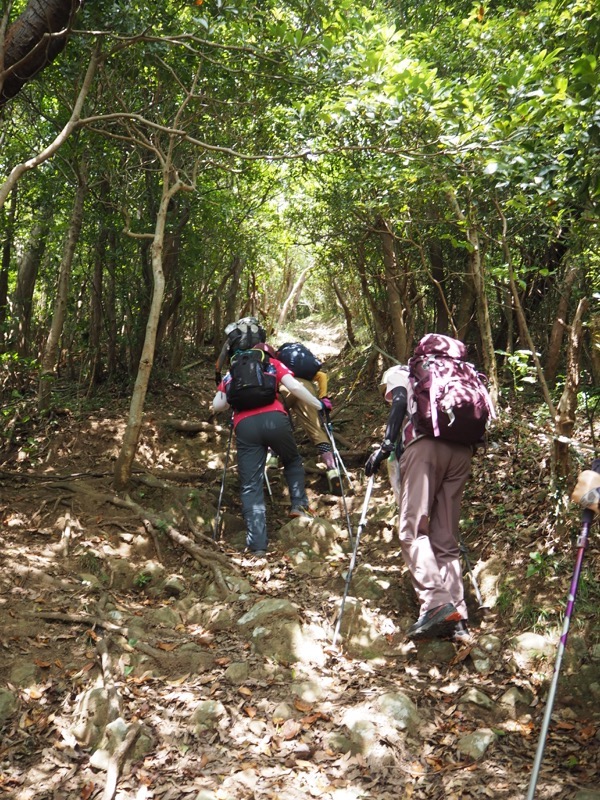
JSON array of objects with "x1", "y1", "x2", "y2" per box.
[
  {"x1": 0, "y1": 43, "x2": 99, "y2": 211},
  {"x1": 277, "y1": 264, "x2": 312, "y2": 329},
  {"x1": 86, "y1": 221, "x2": 106, "y2": 395},
  {"x1": 377, "y1": 216, "x2": 409, "y2": 362},
  {"x1": 332, "y1": 278, "x2": 357, "y2": 348},
  {"x1": 38, "y1": 158, "x2": 88, "y2": 412},
  {"x1": 448, "y1": 191, "x2": 499, "y2": 406},
  {"x1": 545, "y1": 262, "x2": 577, "y2": 386},
  {"x1": 113, "y1": 172, "x2": 188, "y2": 491},
  {"x1": 0, "y1": 186, "x2": 17, "y2": 338},
  {"x1": 0, "y1": 0, "x2": 81, "y2": 107},
  {"x1": 554, "y1": 297, "x2": 589, "y2": 481},
  {"x1": 12, "y1": 217, "x2": 48, "y2": 356},
  {"x1": 495, "y1": 198, "x2": 555, "y2": 419}
]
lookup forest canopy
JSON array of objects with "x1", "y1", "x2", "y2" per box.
[{"x1": 0, "y1": 0, "x2": 598, "y2": 484}]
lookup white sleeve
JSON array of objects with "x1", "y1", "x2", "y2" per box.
[
  {"x1": 212, "y1": 391, "x2": 230, "y2": 413},
  {"x1": 280, "y1": 373, "x2": 322, "y2": 409}
]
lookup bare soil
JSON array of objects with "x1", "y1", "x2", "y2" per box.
[{"x1": 0, "y1": 328, "x2": 599, "y2": 800}]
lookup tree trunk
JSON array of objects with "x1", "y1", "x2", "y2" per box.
[
  {"x1": 377, "y1": 216, "x2": 409, "y2": 361},
  {"x1": 495, "y1": 198, "x2": 555, "y2": 419},
  {"x1": 106, "y1": 229, "x2": 118, "y2": 378},
  {"x1": 545, "y1": 262, "x2": 577, "y2": 386},
  {"x1": 356, "y1": 240, "x2": 386, "y2": 351},
  {"x1": 0, "y1": 0, "x2": 80, "y2": 107},
  {"x1": 223, "y1": 255, "x2": 243, "y2": 326},
  {"x1": 0, "y1": 44, "x2": 98, "y2": 211},
  {"x1": 113, "y1": 173, "x2": 186, "y2": 491},
  {"x1": 277, "y1": 265, "x2": 312, "y2": 330},
  {"x1": 12, "y1": 217, "x2": 48, "y2": 356},
  {"x1": 554, "y1": 297, "x2": 589, "y2": 481},
  {"x1": 0, "y1": 186, "x2": 17, "y2": 340},
  {"x1": 427, "y1": 236, "x2": 449, "y2": 334},
  {"x1": 448, "y1": 191, "x2": 499, "y2": 406},
  {"x1": 38, "y1": 158, "x2": 88, "y2": 412},
  {"x1": 332, "y1": 278, "x2": 357, "y2": 348},
  {"x1": 87, "y1": 223, "x2": 106, "y2": 395}
]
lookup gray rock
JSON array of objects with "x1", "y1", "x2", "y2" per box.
[
  {"x1": 272, "y1": 702, "x2": 294, "y2": 722},
  {"x1": 223, "y1": 662, "x2": 250, "y2": 684},
  {"x1": 459, "y1": 687, "x2": 496, "y2": 712},
  {"x1": 376, "y1": 691, "x2": 421, "y2": 733},
  {"x1": 9, "y1": 662, "x2": 41, "y2": 687},
  {"x1": 190, "y1": 700, "x2": 228, "y2": 733},
  {"x1": 509, "y1": 632, "x2": 555, "y2": 666},
  {"x1": 457, "y1": 727, "x2": 496, "y2": 760},
  {"x1": 237, "y1": 598, "x2": 299, "y2": 629},
  {"x1": 0, "y1": 688, "x2": 17, "y2": 725},
  {"x1": 498, "y1": 686, "x2": 534, "y2": 718}
]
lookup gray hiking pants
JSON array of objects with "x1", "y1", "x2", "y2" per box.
[
  {"x1": 235, "y1": 411, "x2": 309, "y2": 552},
  {"x1": 398, "y1": 437, "x2": 472, "y2": 620}
]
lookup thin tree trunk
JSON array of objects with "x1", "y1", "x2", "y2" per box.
[
  {"x1": 357, "y1": 240, "x2": 386, "y2": 350},
  {"x1": 0, "y1": 186, "x2": 17, "y2": 338},
  {"x1": 554, "y1": 297, "x2": 589, "y2": 482},
  {"x1": 448, "y1": 191, "x2": 499, "y2": 407},
  {"x1": 224, "y1": 255, "x2": 243, "y2": 325},
  {"x1": 0, "y1": 44, "x2": 98, "y2": 210},
  {"x1": 113, "y1": 173, "x2": 187, "y2": 491},
  {"x1": 87, "y1": 224, "x2": 106, "y2": 395},
  {"x1": 38, "y1": 158, "x2": 88, "y2": 412},
  {"x1": 377, "y1": 216, "x2": 409, "y2": 361},
  {"x1": 427, "y1": 236, "x2": 450, "y2": 334},
  {"x1": 495, "y1": 198, "x2": 555, "y2": 419},
  {"x1": 13, "y1": 218, "x2": 48, "y2": 356},
  {"x1": 106, "y1": 229, "x2": 118, "y2": 378},
  {"x1": 332, "y1": 278, "x2": 357, "y2": 348},
  {"x1": 545, "y1": 262, "x2": 577, "y2": 386},
  {"x1": 277, "y1": 265, "x2": 312, "y2": 329}
]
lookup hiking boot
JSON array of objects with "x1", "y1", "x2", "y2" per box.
[
  {"x1": 326, "y1": 468, "x2": 342, "y2": 495},
  {"x1": 289, "y1": 506, "x2": 315, "y2": 519},
  {"x1": 407, "y1": 603, "x2": 462, "y2": 639},
  {"x1": 451, "y1": 620, "x2": 474, "y2": 645}
]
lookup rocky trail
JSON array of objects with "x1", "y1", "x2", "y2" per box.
[{"x1": 0, "y1": 321, "x2": 599, "y2": 800}]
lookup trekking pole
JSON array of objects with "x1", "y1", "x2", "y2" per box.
[
  {"x1": 331, "y1": 475, "x2": 374, "y2": 648},
  {"x1": 213, "y1": 417, "x2": 234, "y2": 541},
  {"x1": 324, "y1": 416, "x2": 351, "y2": 483},
  {"x1": 457, "y1": 529, "x2": 488, "y2": 611},
  {"x1": 526, "y1": 480, "x2": 598, "y2": 799},
  {"x1": 323, "y1": 415, "x2": 354, "y2": 549},
  {"x1": 264, "y1": 464, "x2": 273, "y2": 504}
]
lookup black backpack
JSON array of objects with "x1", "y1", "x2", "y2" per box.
[
  {"x1": 276, "y1": 342, "x2": 322, "y2": 380},
  {"x1": 225, "y1": 317, "x2": 266, "y2": 356},
  {"x1": 226, "y1": 349, "x2": 277, "y2": 411}
]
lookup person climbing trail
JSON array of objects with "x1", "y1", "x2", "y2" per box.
[{"x1": 212, "y1": 342, "x2": 330, "y2": 556}]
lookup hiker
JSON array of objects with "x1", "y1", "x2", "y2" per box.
[
  {"x1": 212, "y1": 342, "x2": 331, "y2": 555},
  {"x1": 275, "y1": 342, "x2": 341, "y2": 494},
  {"x1": 214, "y1": 316, "x2": 264, "y2": 386},
  {"x1": 365, "y1": 334, "x2": 495, "y2": 645}
]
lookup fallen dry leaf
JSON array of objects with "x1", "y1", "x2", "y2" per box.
[{"x1": 294, "y1": 698, "x2": 313, "y2": 712}]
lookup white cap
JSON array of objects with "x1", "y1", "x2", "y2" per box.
[{"x1": 379, "y1": 365, "x2": 408, "y2": 403}]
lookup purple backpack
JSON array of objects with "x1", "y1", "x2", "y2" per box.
[{"x1": 407, "y1": 334, "x2": 495, "y2": 445}]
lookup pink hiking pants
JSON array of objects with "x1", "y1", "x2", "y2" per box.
[{"x1": 398, "y1": 437, "x2": 473, "y2": 619}]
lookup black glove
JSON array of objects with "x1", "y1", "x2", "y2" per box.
[
  {"x1": 215, "y1": 370, "x2": 222, "y2": 387},
  {"x1": 364, "y1": 440, "x2": 394, "y2": 477}
]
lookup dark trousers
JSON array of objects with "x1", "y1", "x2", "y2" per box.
[{"x1": 235, "y1": 411, "x2": 308, "y2": 551}]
